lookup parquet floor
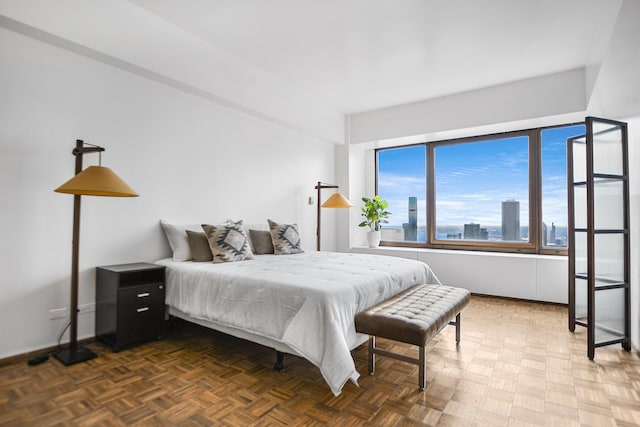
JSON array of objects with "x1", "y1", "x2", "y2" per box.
[{"x1": 1, "y1": 295, "x2": 640, "y2": 426}]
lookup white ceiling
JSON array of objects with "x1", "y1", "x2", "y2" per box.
[{"x1": 132, "y1": 0, "x2": 623, "y2": 114}]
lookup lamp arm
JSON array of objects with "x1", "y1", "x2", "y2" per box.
[
  {"x1": 314, "y1": 182, "x2": 339, "y2": 190},
  {"x1": 71, "y1": 140, "x2": 104, "y2": 157},
  {"x1": 72, "y1": 140, "x2": 104, "y2": 173},
  {"x1": 72, "y1": 146, "x2": 104, "y2": 156}
]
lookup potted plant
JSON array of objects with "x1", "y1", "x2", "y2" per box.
[{"x1": 358, "y1": 195, "x2": 391, "y2": 248}]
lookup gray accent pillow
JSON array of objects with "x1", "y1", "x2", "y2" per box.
[
  {"x1": 202, "y1": 221, "x2": 255, "y2": 263},
  {"x1": 249, "y1": 229, "x2": 274, "y2": 254},
  {"x1": 267, "y1": 219, "x2": 304, "y2": 255},
  {"x1": 186, "y1": 230, "x2": 213, "y2": 262}
]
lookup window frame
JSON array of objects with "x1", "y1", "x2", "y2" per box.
[
  {"x1": 374, "y1": 142, "x2": 428, "y2": 246},
  {"x1": 375, "y1": 123, "x2": 583, "y2": 255}
]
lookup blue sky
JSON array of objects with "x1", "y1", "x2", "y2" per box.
[
  {"x1": 377, "y1": 145, "x2": 426, "y2": 228},
  {"x1": 377, "y1": 124, "x2": 585, "y2": 230}
]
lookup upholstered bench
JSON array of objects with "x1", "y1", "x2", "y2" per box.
[{"x1": 355, "y1": 284, "x2": 471, "y2": 390}]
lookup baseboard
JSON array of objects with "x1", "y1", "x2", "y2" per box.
[
  {"x1": 0, "y1": 337, "x2": 96, "y2": 367},
  {"x1": 471, "y1": 292, "x2": 568, "y2": 307}
]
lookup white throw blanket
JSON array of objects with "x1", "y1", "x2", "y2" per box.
[{"x1": 157, "y1": 252, "x2": 440, "y2": 395}]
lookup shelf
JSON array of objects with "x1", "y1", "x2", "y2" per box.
[
  {"x1": 574, "y1": 275, "x2": 626, "y2": 290},
  {"x1": 594, "y1": 324, "x2": 626, "y2": 345},
  {"x1": 573, "y1": 176, "x2": 624, "y2": 186},
  {"x1": 573, "y1": 309, "x2": 627, "y2": 345},
  {"x1": 573, "y1": 228, "x2": 626, "y2": 234}
]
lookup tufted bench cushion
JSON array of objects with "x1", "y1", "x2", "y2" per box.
[{"x1": 355, "y1": 284, "x2": 471, "y2": 390}]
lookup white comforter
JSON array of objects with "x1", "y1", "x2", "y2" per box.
[{"x1": 157, "y1": 252, "x2": 440, "y2": 395}]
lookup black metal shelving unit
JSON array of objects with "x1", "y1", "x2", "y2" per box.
[{"x1": 568, "y1": 117, "x2": 630, "y2": 360}]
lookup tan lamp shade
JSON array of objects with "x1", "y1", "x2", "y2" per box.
[
  {"x1": 55, "y1": 165, "x2": 138, "y2": 197},
  {"x1": 321, "y1": 192, "x2": 353, "y2": 208}
]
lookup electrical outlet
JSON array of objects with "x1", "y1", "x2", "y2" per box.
[
  {"x1": 49, "y1": 307, "x2": 68, "y2": 319},
  {"x1": 78, "y1": 303, "x2": 95, "y2": 314}
]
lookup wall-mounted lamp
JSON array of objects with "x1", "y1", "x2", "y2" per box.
[
  {"x1": 54, "y1": 139, "x2": 138, "y2": 365},
  {"x1": 314, "y1": 181, "x2": 353, "y2": 251}
]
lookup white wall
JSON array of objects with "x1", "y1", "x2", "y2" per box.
[
  {"x1": 353, "y1": 247, "x2": 567, "y2": 304},
  {"x1": 0, "y1": 27, "x2": 336, "y2": 358},
  {"x1": 349, "y1": 68, "x2": 587, "y2": 144},
  {"x1": 0, "y1": 1, "x2": 345, "y2": 144}
]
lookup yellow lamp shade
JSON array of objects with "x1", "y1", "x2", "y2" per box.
[
  {"x1": 321, "y1": 192, "x2": 353, "y2": 208},
  {"x1": 55, "y1": 165, "x2": 138, "y2": 197}
]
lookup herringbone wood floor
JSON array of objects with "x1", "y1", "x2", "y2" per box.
[{"x1": 1, "y1": 295, "x2": 640, "y2": 426}]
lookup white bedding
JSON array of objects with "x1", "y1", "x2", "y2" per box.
[{"x1": 156, "y1": 251, "x2": 440, "y2": 395}]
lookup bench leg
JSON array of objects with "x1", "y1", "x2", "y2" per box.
[
  {"x1": 418, "y1": 345, "x2": 426, "y2": 390},
  {"x1": 368, "y1": 336, "x2": 376, "y2": 374},
  {"x1": 455, "y1": 312, "x2": 461, "y2": 343}
]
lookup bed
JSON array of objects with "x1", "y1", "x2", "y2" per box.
[{"x1": 156, "y1": 251, "x2": 441, "y2": 395}]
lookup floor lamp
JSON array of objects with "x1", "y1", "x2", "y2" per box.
[
  {"x1": 315, "y1": 181, "x2": 353, "y2": 251},
  {"x1": 53, "y1": 140, "x2": 138, "y2": 365}
]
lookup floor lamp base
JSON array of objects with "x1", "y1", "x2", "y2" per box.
[{"x1": 54, "y1": 346, "x2": 97, "y2": 366}]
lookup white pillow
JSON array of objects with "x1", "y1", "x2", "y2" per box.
[{"x1": 160, "y1": 220, "x2": 212, "y2": 261}]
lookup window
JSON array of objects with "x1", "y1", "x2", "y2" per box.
[
  {"x1": 376, "y1": 145, "x2": 426, "y2": 243},
  {"x1": 433, "y1": 134, "x2": 531, "y2": 248},
  {"x1": 375, "y1": 123, "x2": 583, "y2": 253}
]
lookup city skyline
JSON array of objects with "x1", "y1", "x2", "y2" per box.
[
  {"x1": 381, "y1": 222, "x2": 568, "y2": 245},
  {"x1": 377, "y1": 125, "x2": 586, "y2": 243},
  {"x1": 385, "y1": 196, "x2": 569, "y2": 244}
]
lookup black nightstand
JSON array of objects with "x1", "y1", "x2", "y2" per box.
[{"x1": 95, "y1": 262, "x2": 166, "y2": 352}]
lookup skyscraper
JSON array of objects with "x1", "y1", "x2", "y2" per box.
[
  {"x1": 403, "y1": 197, "x2": 418, "y2": 241},
  {"x1": 464, "y1": 223, "x2": 481, "y2": 239},
  {"x1": 463, "y1": 222, "x2": 489, "y2": 240},
  {"x1": 502, "y1": 199, "x2": 520, "y2": 241}
]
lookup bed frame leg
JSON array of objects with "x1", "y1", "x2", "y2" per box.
[{"x1": 274, "y1": 351, "x2": 284, "y2": 371}]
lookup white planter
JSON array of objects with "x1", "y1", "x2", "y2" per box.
[{"x1": 367, "y1": 230, "x2": 381, "y2": 248}]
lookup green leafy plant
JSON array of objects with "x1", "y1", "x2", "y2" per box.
[{"x1": 358, "y1": 195, "x2": 391, "y2": 231}]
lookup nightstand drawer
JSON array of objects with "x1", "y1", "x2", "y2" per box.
[
  {"x1": 118, "y1": 284, "x2": 164, "y2": 347},
  {"x1": 119, "y1": 284, "x2": 164, "y2": 312}
]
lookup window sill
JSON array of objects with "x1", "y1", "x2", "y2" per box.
[{"x1": 351, "y1": 245, "x2": 567, "y2": 260}]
